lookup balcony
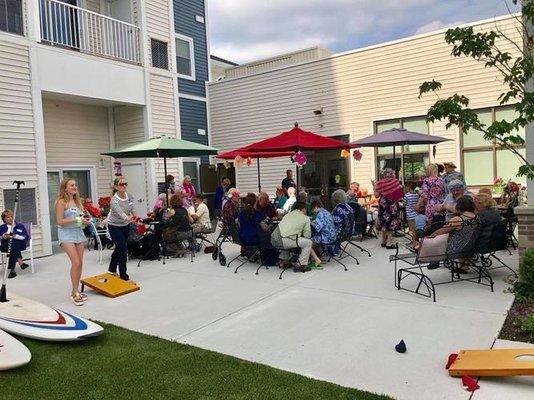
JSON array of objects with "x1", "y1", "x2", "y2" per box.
[{"x1": 39, "y1": 0, "x2": 141, "y2": 65}]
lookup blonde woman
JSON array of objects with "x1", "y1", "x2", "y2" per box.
[
  {"x1": 107, "y1": 176, "x2": 137, "y2": 282},
  {"x1": 55, "y1": 177, "x2": 90, "y2": 306}
]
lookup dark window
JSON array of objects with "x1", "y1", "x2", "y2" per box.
[
  {"x1": 2, "y1": 188, "x2": 38, "y2": 224},
  {"x1": 151, "y1": 39, "x2": 169, "y2": 69},
  {"x1": 175, "y1": 37, "x2": 194, "y2": 77},
  {"x1": 0, "y1": 0, "x2": 24, "y2": 35}
]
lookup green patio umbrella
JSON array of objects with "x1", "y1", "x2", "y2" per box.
[{"x1": 102, "y1": 135, "x2": 218, "y2": 205}]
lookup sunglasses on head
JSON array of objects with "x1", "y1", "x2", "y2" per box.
[{"x1": 118, "y1": 182, "x2": 128, "y2": 186}]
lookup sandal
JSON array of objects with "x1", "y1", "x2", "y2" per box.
[
  {"x1": 71, "y1": 292, "x2": 85, "y2": 306},
  {"x1": 78, "y1": 292, "x2": 88, "y2": 301}
]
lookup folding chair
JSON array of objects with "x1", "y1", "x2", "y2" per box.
[
  {"x1": 270, "y1": 233, "x2": 306, "y2": 280},
  {"x1": 326, "y1": 233, "x2": 360, "y2": 271},
  {"x1": 227, "y1": 224, "x2": 261, "y2": 274},
  {"x1": 213, "y1": 218, "x2": 237, "y2": 266},
  {"x1": 475, "y1": 219, "x2": 518, "y2": 278},
  {"x1": 196, "y1": 218, "x2": 218, "y2": 249}
]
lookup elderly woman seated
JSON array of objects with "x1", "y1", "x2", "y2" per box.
[
  {"x1": 331, "y1": 189, "x2": 355, "y2": 240},
  {"x1": 256, "y1": 192, "x2": 277, "y2": 220},
  {"x1": 474, "y1": 193, "x2": 501, "y2": 225},
  {"x1": 425, "y1": 195, "x2": 479, "y2": 273},
  {"x1": 278, "y1": 187, "x2": 297, "y2": 215},
  {"x1": 311, "y1": 200, "x2": 336, "y2": 260},
  {"x1": 163, "y1": 193, "x2": 197, "y2": 257},
  {"x1": 434, "y1": 179, "x2": 472, "y2": 220},
  {"x1": 292, "y1": 191, "x2": 313, "y2": 217}
]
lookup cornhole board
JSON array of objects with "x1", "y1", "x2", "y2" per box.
[
  {"x1": 0, "y1": 293, "x2": 103, "y2": 341},
  {"x1": 0, "y1": 328, "x2": 31, "y2": 370},
  {"x1": 449, "y1": 349, "x2": 534, "y2": 377},
  {"x1": 81, "y1": 273, "x2": 139, "y2": 298}
]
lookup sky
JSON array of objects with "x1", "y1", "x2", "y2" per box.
[{"x1": 207, "y1": 0, "x2": 520, "y2": 64}]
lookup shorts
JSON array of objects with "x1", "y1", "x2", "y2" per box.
[{"x1": 57, "y1": 227, "x2": 86, "y2": 244}]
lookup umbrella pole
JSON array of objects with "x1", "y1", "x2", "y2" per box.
[
  {"x1": 401, "y1": 152, "x2": 405, "y2": 185},
  {"x1": 257, "y1": 158, "x2": 261, "y2": 192},
  {"x1": 163, "y1": 152, "x2": 169, "y2": 208},
  {"x1": 393, "y1": 146, "x2": 396, "y2": 177}
]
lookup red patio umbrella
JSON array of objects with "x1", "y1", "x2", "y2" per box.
[
  {"x1": 245, "y1": 123, "x2": 352, "y2": 188},
  {"x1": 216, "y1": 145, "x2": 293, "y2": 192}
]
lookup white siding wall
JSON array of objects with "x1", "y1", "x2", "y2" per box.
[
  {"x1": 0, "y1": 39, "x2": 43, "y2": 254},
  {"x1": 114, "y1": 105, "x2": 145, "y2": 147},
  {"x1": 43, "y1": 99, "x2": 112, "y2": 196},
  {"x1": 145, "y1": 0, "x2": 171, "y2": 40},
  {"x1": 209, "y1": 16, "x2": 521, "y2": 192},
  {"x1": 149, "y1": 74, "x2": 179, "y2": 182}
]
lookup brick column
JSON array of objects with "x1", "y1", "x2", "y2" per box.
[{"x1": 516, "y1": 206, "x2": 534, "y2": 259}]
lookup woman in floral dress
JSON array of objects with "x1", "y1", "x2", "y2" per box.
[
  {"x1": 374, "y1": 168, "x2": 403, "y2": 249},
  {"x1": 418, "y1": 164, "x2": 445, "y2": 222}
]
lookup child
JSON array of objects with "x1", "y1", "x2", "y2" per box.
[
  {"x1": 404, "y1": 182, "x2": 419, "y2": 245},
  {"x1": 413, "y1": 205, "x2": 427, "y2": 249},
  {"x1": 0, "y1": 210, "x2": 29, "y2": 279}
]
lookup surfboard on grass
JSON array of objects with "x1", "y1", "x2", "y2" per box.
[
  {"x1": 0, "y1": 328, "x2": 31, "y2": 371},
  {"x1": 0, "y1": 293, "x2": 103, "y2": 342}
]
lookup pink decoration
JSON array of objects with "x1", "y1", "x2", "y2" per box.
[
  {"x1": 293, "y1": 151, "x2": 307, "y2": 167},
  {"x1": 246, "y1": 157, "x2": 253, "y2": 167},
  {"x1": 353, "y1": 149, "x2": 363, "y2": 161},
  {"x1": 234, "y1": 155, "x2": 243, "y2": 167}
]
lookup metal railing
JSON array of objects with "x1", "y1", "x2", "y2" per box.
[{"x1": 39, "y1": 0, "x2": 141, "y2": 64}]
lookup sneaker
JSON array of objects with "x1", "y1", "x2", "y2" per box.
[
  {"x1": 427, "y1": 262, "x2": 440, "y2": 270},
  {"x1": 8, "y1": 271, "x2": 16, "y2": 279},
  {"x1": 20, "y1": 263, "x2": 29, "y2": 270}
]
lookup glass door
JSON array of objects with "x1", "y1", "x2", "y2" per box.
[{"x1": 47, "y1": 171, "x2": 60, "y2": 242}]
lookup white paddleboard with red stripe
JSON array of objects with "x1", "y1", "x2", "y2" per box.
[
  {"x1": 0, "y1": 328, "x2": 31, "y2": 370},
  {"x1": 0, "y1": 294, "x2": 103, "y2": 341}
]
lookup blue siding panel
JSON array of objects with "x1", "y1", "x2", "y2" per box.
[
  {"x1": 174, "y1": 0, "x2": 208, "y2": 97},
  {"x1": 179, "y1": 97, "x2": 209, "y2": 164}
]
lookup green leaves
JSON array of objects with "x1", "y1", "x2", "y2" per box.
[{"x1": 418, "y1": 80, "x2": 442, "y2": 98}]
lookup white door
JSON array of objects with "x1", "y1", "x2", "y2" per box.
[{"x1": 121, "y1": 163, "x2": 147, "y2": 216}]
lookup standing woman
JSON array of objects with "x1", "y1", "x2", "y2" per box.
[
  {"x1": 178, "y1": 175, "x2": 196, "y2": 210},
  {"x1": 374, "y1": 168, "x2": 403, "y2": 249},
  {"x1": 107, "y1": 176, "x2": 137, "y2": 282},
  {"x1": 417, "y1": 163, "x2": 446, "y2": 222},
  {"x1": 55, "y1": 178, "x2": 90, "y2": 306}
]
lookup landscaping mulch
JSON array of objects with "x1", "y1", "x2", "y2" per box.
[{"x1": 499, "y1": 298, "x2": 534, "y2": 344}]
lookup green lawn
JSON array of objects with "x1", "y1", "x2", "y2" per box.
[{"x1": 1, "y1": 323, "x2": 392, "y2": 400}]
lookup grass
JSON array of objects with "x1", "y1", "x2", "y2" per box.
[{"x1": 1, "y1": 323, "x2": 392, "y2": 400}]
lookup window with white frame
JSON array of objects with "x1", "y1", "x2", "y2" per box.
[
  {"x1": 375, "y1": 117, "x2": 430, "y2": 182},
  {"x1": 461, "y1": 106, "x2": 526, "y2": 186},
  {"x1": 175, "y1": 34, "x2": 195, "y2": 79}
]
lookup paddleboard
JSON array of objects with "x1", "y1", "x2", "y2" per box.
[
  {"x1": 0, "y1": 293, "x2": 103, "y2": 341},
  {"x1": 0, "y1": 328, "x2": 31, "y2": 371}
]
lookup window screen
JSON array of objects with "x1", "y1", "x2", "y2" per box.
[
  {"x1": 0, "y1": 0, "x2": 23, "y2": 35},
  {"x1": 2, "y1": 188, "x2": 37, "y2": 224},
  {"x1": 151, "y1": 39, "x2": 169, "y2": 69}
]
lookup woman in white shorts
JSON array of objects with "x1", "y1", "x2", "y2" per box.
[{"x1": 55, "y1": 177, "x2": 90, "y2": 306}]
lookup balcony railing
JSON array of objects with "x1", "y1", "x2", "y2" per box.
[{"x1": 39, "y1": 0, "x2": 141, "y2": 64}]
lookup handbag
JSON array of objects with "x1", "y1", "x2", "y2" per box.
[{"x1": 417, "y1": 233, "x2": 449, "y2": 262}]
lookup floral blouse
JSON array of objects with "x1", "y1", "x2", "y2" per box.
[
  {"x1": 311, "y1": 208, "x2": 336, "y2": 244},
  {"x1": 420, "y1": 176, "x2": 445, "y2": 221},
  {"x1": 332, "y1": 203, "x2": 355, "y2": 239}
]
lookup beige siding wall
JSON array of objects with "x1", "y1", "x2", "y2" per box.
[
  {"x1": 43, "y1": 99, "x2": 112, "y2": 196},
  {"x1": 114, "y1": 105, "x2": 145, "y2": 147},
  {"x1": 209, "y1": 16, "x2": 520, "y2": 192},
  {"x1": 84, "y1": 0, "x2": 101, "y2": 12},
  {"x1": 149, "y1": 74, "x2": 179, "y2": 181},
  {"x1": 145, "y1": 0, "x2": 170, "y2": 39},
  {"x1": 0, "y1": 38, "x2": 43, "y2": 254}
]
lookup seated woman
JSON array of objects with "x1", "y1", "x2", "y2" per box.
[
  {"x1": 273, "y1": 186, "x2": 287, "y2": 209},
  {"x1": 311, "y1": 200, "x2": 336, "y2": 260},
  {"x1": 292, "y1": 191, "x2": 313, "y2": 217},
  {"x1": 331, "y1": 189, "x2": 355, "y2": 240},
  {"x1": 222, "y1": 188, "x2": 240, "y2": 228},
  {"x1": 279, "y1": 187, "x2": 297, "y2": 215},
  {"x1": 238, "y1": 193, "x2": 263, "y2": 251},
  {"x1": 426, "y1": 195, "x2": 479, "y2": 273},
  {"x1": 164, "y1": 193, "x2": 196, "y2": 257},
  {"x1": 256, "y1": 192, "x2": 277, "y2": 220},
  {"x1": 474, "y1": 193, "x2": 501, "y2": 225}
]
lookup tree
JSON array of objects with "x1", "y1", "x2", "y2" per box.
[{"x1": 419, "y1": 0, "x2": 534, "y2": 180}]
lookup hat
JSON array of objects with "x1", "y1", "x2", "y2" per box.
[
  {"x1": 444, "y1": 161, "x2": 457, "y2": 168},
  {"x1": 448, "y1": 179, "x2": 465, "y2": 190}
]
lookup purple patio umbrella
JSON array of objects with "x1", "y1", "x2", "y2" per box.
[{"x1": 350, "y1": 128, "x2": 450, "y2": 183}]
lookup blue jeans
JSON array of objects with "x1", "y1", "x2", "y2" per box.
[{"x1": 108, "y1": 224, "x2": 130, "y2": 281}]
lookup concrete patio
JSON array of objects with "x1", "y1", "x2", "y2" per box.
[{"x1": 5, "y1": 238, "x2": 533, "y2": 400}]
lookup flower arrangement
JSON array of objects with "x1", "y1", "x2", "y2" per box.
[
  {"x1": 98, "y1": 196, "x2": 111, "y2": 215},
  {"x1": 492, "y1": 177, "x2": 506, "y2": 195}
]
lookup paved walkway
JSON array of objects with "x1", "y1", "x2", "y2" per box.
[{"x1": 6, "y1": 238, "x2": 533, "y2": 400}]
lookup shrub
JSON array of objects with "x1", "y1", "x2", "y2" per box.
[
  {"x1": 521, "y1": 315, "x2": 534, "y2": 334},
  {"x1": 513, "y1": 249, "x2": 534, "y2": 299}
]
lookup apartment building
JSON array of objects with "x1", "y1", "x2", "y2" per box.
[
  {"x1": 0, "y1": 0, "x2": 211, "y2": 256},
  {"x1": 208, "y1": 15, "x2": 528, "y2": 202}
]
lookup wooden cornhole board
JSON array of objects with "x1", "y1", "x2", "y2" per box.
[
  {"x1": 81, "y1": 273, "x2": 139, "y2": 298},
  {"x1": 449, "y1": 349, "x2": 534, "y2": 377}
]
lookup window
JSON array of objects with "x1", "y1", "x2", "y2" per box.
[
  {"x1": 461, "y1": 106, "x2": 526, "y2": 186},
  {"x1": 175, "y1": 34, "x2": 195, "y2": 79},
  {"x1": 0, "y1": 0, "x2": 23, "y2": 35},
  {"x1": 183, "y1": 160, "x2": 199, "y2": 192},
  {"x1": 151, "y1": 39, "x2": 169, "y2": 70},
  {"x1": 375, "y1": 117, "x2": 429, "y2": 182},
  {"x1": 2, "y1": 188, "x2": 37, "y2": 224}
]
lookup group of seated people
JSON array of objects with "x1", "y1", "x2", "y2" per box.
[{"x1": 220, "y1": 186, "x2": 370, "y2": 272}]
